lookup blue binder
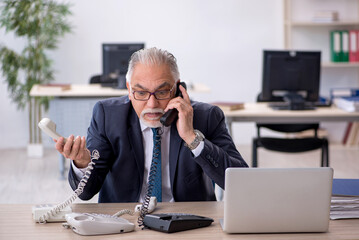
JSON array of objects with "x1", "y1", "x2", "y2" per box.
[{"x1": 332, "y1": 179, "x2": 359, "y2": 196}]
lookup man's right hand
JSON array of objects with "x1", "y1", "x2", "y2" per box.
[{"x1": 55, "y1": 135, "x2": 91, "y2": 168}]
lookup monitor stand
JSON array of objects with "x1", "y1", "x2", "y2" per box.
[
  {"x1": 99, "y1": 74, "x2": 118, "y2": 88},
  {"x1": 269, "y1": 92, "x2": 315, "y2": 110},
  {"x1": 100, "y1": 74, "x2": 127, "y2": 89},
  {"x1": 284, "y1": 92, "x2": 306, "y2": 110}
]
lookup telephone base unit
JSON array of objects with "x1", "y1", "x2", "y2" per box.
[
  {"x1": 143, "y1": 213, "x2": 213, "y2": 233},
  {"x1": 32, "y1": 204, "x2": 72, "y2": 222},
  {"x1": 65, "y1": 212, "x2": 135, "y2": 235}
]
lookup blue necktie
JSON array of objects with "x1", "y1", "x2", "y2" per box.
[{"x1": 150, "y1": 128, "x2": 162, "y2": 202}]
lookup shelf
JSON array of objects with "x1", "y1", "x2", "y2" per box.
[
  {"x1": 322, "y1": 62, "x2": 359, "y2": 68},
  {"x1": 286, "y1": 21, "x2": 359, "y2": 27},
  {"x1": 283, "y1": 0, "x2": 359, "y2": 144}
]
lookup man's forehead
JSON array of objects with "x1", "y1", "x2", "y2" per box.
[{"x1": 130, "y1": 64, "x2": 175, "y2": 89}]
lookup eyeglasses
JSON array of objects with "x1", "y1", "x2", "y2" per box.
[{"x1": 131, "y1": 83, "x2": 176, "y2": 101}]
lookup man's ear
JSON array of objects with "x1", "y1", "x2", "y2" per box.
[{"x1": 126, "y1": 82, "x2": 132, "y2": 101}]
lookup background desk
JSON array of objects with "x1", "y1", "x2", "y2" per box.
[
  {"x1": 222, "y1": 102, "x2": 359, "y2": 135},
  {"x1": 1, "y1": 201, "x2": 358, "y2": 240},
  {"x1": 30, "y1": 83, "x2": 211, "y2": 97},
  {"x1": 30, "y1": 83, "x2": 210, "y2": 178}
]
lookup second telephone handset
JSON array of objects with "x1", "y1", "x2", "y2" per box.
[{"x1": 160, "y1": 82, "x2": 187, "y2": 127}]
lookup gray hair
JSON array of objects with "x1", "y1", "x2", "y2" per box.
[{"x1": 126, "y1": 47, "x2": 180, "y2": 83}]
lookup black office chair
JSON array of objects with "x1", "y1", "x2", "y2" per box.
[
  {"x1": 89, "y1": 74, "x2": 102, "y2": 84},
  {"x1": 252, "y1": 93, "x2": 329, "y2": 168}
]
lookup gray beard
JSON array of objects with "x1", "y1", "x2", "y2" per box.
[{"x1": 140, "y1": 108, "x2": 165, "y2": 128}]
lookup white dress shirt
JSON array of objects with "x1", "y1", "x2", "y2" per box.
[{"x1": 72, "y1": 121, "x2": 204, "y2": 202}]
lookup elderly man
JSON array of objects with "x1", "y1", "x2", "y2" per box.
[{"x1": 55, "y1": 47, "x2": 248, "y2": 203}]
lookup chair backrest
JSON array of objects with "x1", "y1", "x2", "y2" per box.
[
  {"x1": 89, "y1": 74, "x2": 102, "y2": 84},
  {"x1": 256, "y1": 93, "x2": 319, "y2": 136}
]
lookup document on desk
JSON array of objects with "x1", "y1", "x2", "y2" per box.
[
  {"x1": 331, "y1": 196, "x2": 359, "y2": 219},
  {"x1": 330, "y1": 179, "x2": 359, "y2": 220}
]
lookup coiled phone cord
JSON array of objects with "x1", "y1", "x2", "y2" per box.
[
  {"x1": 39, "y1": 127, "x2": 162, "y2": 225},
  {"x1": 138, "y1": 127, "x2": 163, "y2": 227},
  {"x1": 38, "y1": 150, "x2": 100, "y2": 224}
]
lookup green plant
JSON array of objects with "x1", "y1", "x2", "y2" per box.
[{"x1": 0, "y1": 0, "x2": 72, "y2": 144}]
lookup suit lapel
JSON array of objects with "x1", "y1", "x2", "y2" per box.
[
  {"x1": 169, "y1": 124, "x2": 182, "y2": 191},
  {"x1": 127, "y1": 109, "x2": 144, "y2": 186}
]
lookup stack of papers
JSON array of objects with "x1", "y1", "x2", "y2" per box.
[
  {"x1": 330, "y1": 179, "x2": 359, "y2": 220},
  {"x1": 312, "y1": 10, "x2": 338, "y2": 22},
  {"x1": 333, "y1": 97, "x2": 359, "y2": 112},
  {"x1": 331, "y1": 196, "x2": 359, "y2": 220}
]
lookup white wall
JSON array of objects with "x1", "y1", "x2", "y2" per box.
[
  {"x1": 0, "y1": 0, "x2": 284, "y2": 148},
  {"x1": 0, "y1": 30, "x2": 28, "y2": 148}
]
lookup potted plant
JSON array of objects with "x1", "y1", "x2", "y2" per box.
[{"x1": 0, "y1": 0, "x2": 72, "y2": 156}]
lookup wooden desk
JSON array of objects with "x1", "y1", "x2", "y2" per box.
[
  {"x1": 222, "y1": 102, "x2": 359, "y2": 135},
  {"x1": 1, "y1": 202, "x2": 358, "y2": 240}
]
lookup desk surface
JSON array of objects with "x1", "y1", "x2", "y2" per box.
[
  {"x1": 1, "y1": 201, "x2": 358, "y2": 240},
  {"x1": 30, "y1": 83, "x2": 210, "y2": 97},
  {"x1": 222, "y1": 102, "x2": 359, "y2": 123}
]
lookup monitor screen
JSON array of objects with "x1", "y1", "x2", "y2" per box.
[
  {"x1": 261, "y1": 50, "x2": 321, "y2": 103},
  {"x1": 102, "y1": 43, "x2": 145, "y2": 76}
]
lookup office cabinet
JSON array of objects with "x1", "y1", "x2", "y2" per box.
[{"x1": 283, "y1": 0, "x2": 359, "y2": 144}]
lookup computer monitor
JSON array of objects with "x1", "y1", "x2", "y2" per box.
[
  {"x1": 102, "y1": 43, "x2": 145, "y2": 88},
  {"x1": 261, "y1": 50, "x2": 321, "y2": 110}
]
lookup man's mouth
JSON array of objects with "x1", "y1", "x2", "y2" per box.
[
  {"x1": 140, "y1": 108, "x2": 165, "y2": 128},
  {"x1": 145, "y1": 112, "x2": 163, "y2": 120}
]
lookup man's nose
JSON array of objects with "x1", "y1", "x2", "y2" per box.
[{"x1": 146, "y1": 94, "x2": 159, "y2": 108}]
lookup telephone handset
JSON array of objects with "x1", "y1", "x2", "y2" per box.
[
  {"x1": 35, "y1": 118, "x2": 157, "y2": 235},
  {"x1": 38, "y1": 118, "x2": 69, "y2": 143},
  {"x1": 160, "y1": 82, "x2": 187, "y2": 127}
]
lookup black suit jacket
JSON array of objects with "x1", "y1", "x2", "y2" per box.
[{"x1": 68, "y1": 96, "x2": 247, "y2": 202}]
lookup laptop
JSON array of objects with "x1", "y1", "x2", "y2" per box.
[{"x1": 221, "y1": 167, "x2": 333, "y2": 233}]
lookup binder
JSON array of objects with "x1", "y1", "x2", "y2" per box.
[
  {"x1": 331, "y1": 179, "x2": 359, "y2": 220},
  {"x1": 331, "y1": 30, "x2": 342, "y2": 62},
  {"x1": 342, "y1": 30, "x2": 349, "y2": 62},
  {"x1": 349, "y1": 30, "x2": 359, "y2": 62},
  {"x1": 346, "y1": 122, "x2": 359, "y2": 146},
  {"x1": 342, "y1": 122, "x2": 354, "y2": 146},
  {"x1": 342, "y1": 122, "x2": 353, "y2": 145},
  {"x1": 332, "y1": 179, "x2": 359, "y2": 196}
]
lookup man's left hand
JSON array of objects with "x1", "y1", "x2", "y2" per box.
[{"x1": 164, "y1": 84, "x2": 196, "y2": 145}]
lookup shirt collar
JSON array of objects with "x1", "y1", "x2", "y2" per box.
[
  {"x1": 139, "y1": 119, "x2": 170, "y2": 133},
  {"x1": 139, "y1": 120, "x2": 149, "y2": 132}
]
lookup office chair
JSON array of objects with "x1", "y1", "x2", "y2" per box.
[
  {"x1": 252, "y1": 93, "x2": 329, "y2": 168},
  {"x1": 89, "y1": 74, "x2": 102, "y2": 84},
  {"x1": 90, "y1": 74, "x2": 124, "y2": 88}
]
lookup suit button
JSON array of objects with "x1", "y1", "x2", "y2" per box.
[
  {"x1": 206, "y1": 154, "x2": 211, "y2": 160},
  {"x1": 214, "y1": 163, "x2": 219, "y2": 167}
]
